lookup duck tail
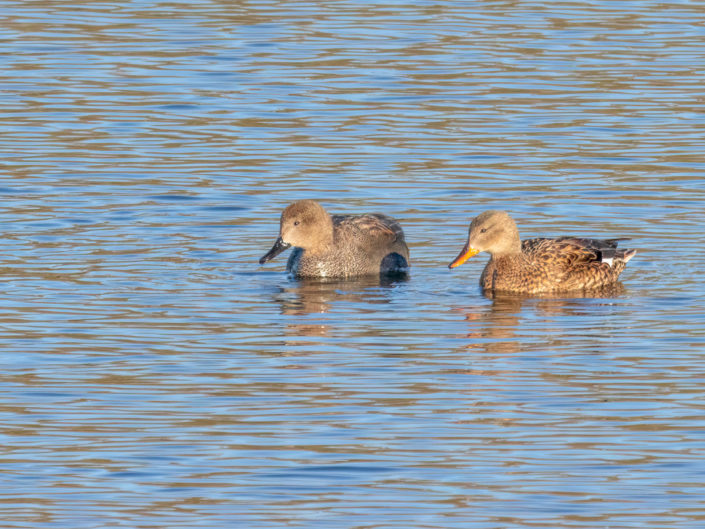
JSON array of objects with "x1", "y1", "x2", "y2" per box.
[
  {"x1": 620, "y1": 249, "x2": 637, "y2": 263},
  {"x1": 599, "y1": 247, "x2": 636, "y2": 266}
]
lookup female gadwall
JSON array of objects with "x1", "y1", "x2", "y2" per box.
[
  {"x1": 448, "y1": 210, "x2": 636, "y2": 294},
  {"x1": 259, "y1": 200, "x2": 410, "y2": 278}
]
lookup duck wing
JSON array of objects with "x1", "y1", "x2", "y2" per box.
[
  {"x1": 333, "y1": 213, "x2": 405, "y2": 244},
  {"x1": 522, "y1": 236, "x2": 636, "y2": 290},
  {"x1": 523, "y1": 237, "x2": 634, "y2": 265}
]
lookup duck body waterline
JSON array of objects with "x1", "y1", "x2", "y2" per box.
[
  {"x1": 449, "y1": 210, "x2": 636, "y2": 294},
  {"x1": 260, "y1": 200, "x2": 410, "y2": 279}
]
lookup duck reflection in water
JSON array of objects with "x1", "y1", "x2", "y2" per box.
[
  {"x1": 273, "y1": 276, "x2": 409, "y2": 342},
  {"x1": 458, "y1": 283, "x2": 628, "y2": 357}
]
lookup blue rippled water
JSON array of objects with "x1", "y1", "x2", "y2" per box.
[{"x1": 1, "y1": 1, "x2": 704, "y2": 527}]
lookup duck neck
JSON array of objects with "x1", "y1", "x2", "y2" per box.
[
  {"x1": 489, "y1": 236, "x2": 522, "y2": 260},
  {"x1": 309, "y1": 216, "x2": 335, "y2": 256}
]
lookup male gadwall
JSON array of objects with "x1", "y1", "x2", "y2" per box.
[
  {"x1": 448, "y1": 210, "x2": 636, "y2": 294},
  {"x1": 260, "y1": 200, "x2": 410, "y2": 278}
]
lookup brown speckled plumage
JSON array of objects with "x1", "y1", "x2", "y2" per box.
[
  {"x1": 260, "y1": 200, "x2": 410, "y2": 278},
  {"x1": 449, "y1": 210, "x2": 636, "y2": 294}
]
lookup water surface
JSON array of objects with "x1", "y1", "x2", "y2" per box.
[{"x1": 2, "y1": 1, "x2": 705, "y2": 527}]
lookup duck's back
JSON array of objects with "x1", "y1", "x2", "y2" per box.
[
  {"x1": 482, "y1": 236, "x2": 635, "y2": 293},
  {"x1": 334, "y1": 213, "x2": 408, "y2": 251}
]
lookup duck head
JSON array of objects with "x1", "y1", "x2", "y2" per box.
[{"x1": 448, "y1": 210, "x2": 521, "y2": 268}]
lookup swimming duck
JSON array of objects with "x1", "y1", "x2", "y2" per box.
[
  {"x1": 260, "y1": 200, "x2": 410, "y2": 278},
  {"x1": 448, "y1": 210, "x2": 636, "y2": 293}
]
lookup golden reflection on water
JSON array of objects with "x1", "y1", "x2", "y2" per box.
[
  {"x1": 273, "y1": 277, "x2": 409, "y2": 343},
  {"x1": 457, "y1": 283, "x2": 629, "y2": 356},
  {"x1": 276, "y1": 277, "x2": 407, "y2": 315}
]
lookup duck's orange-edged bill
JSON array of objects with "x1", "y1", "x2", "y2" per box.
[{"x1": 448, "y1": 244, "x2": 480, "y2": 269}]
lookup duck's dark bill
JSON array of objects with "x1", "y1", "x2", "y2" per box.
[{"x1": 259, "y1": 237, "x2": 291, "y2": 264}]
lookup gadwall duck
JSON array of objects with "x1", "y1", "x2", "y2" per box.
[
  {"x1": 260, "y1": 200, "x2": 410, "y2": 278},
  {"x1": 448, "y1": 210, "x2": 636, "y2": 294}
]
